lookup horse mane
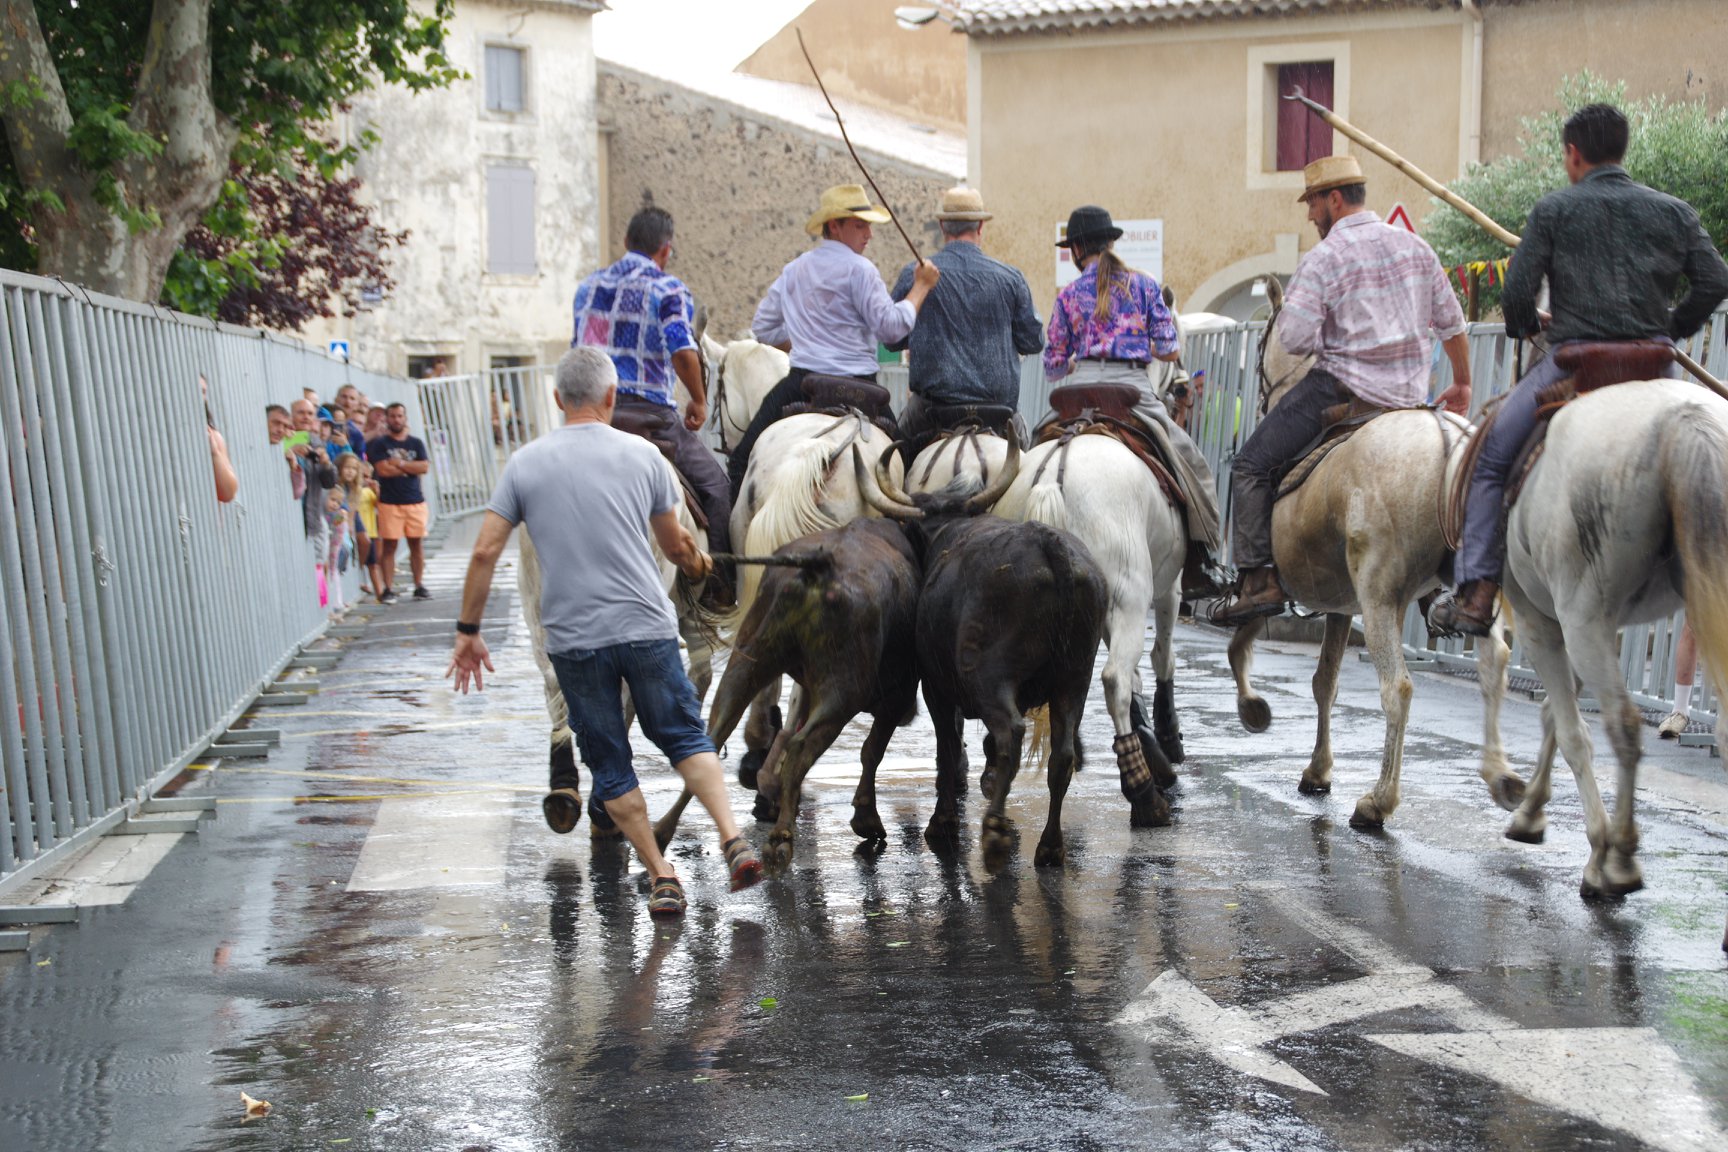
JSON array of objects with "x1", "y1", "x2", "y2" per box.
[{"x1": 738, "y1": 434, "x2": 848, "y2": 613}]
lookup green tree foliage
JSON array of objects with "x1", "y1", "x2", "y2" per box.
[
  {"x1": 1424, "y1": 72, "x2": 1728, "y2": 296},
  {"x1": 0, "y1": 0, "x2": 458, "y2": 305}
]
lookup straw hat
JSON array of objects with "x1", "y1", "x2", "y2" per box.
[
  {"x1": 806, "y1": 184, "x2": 892, "y2": 237},
  {"x1": 1055, "y1": 205, "x2": 1123, "y2": 249},
  {"x1": 1298, "y1": 155, "x2": 1366, "y2": 202},
  {"x1": 935, "y1": 186, "x2": 993, "y2": 222}
]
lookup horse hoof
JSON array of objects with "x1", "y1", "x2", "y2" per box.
[
  {"x1": 1489, "y1": 774, "x2": 1526, "y2": 812},
  {"x1": 752, "y1": 794, "x2": 780, "y2": 824},
  {"x1": 1504, "y1": 825, "x2": 1545, "y2": 845},
  {"x1": 589, "y1": 823, "x2": 624, "y2": 843},
  {"x1": 1239, "y1": 696, "x2": 1272, "y2": 733},
  {"x1": 737, "y1": 748, "x2": 765, "y2": 792},
  {"x1": 924, "y1": 818, "x2": 960, "y2": 854},
  {"x1": 763, "y1": 838, "x2": 793, "y2": 872},
  {"x1": 981, "y1": 827, "x2": 1014, "y2": 862},
  {"x1": 1130, "y1": 799, "x2": 1172, "y2": 829},
  {"x1": 1160, "y1": 735, "x2": 1186, "y2": 767},
  {"x1": 1348, "y1": 800, "x2": 1385, "y2": 830},
  {"x1": 1034, "y1": 838, "x2": 1065, "y2": 868},
  {"x1": 1579, "y1": 878, "x2": 1627, "y2": 903},
  {"x1": 850, "y1": 809, "x2": 887, "y2": 842},
  {"x1": 1297, "y1": 775, "x2": 1331, "y2": 796}
]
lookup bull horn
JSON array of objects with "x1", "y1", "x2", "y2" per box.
[
  {"x1": 873, "y1": 443, "x2": 921, "y2": 507},
  {"x1": 852, "y1": 444, "x2": 923, "y2": 521},
  {"x1": 964, "y1": 433, "x2": 1020, "y2": 513}
]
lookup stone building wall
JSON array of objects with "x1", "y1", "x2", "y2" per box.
[{"x1": 598, "y1": 63, "x2": 963, "y2": 341}]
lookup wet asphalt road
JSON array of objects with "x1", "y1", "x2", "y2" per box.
[{"x1": 1, "y1": 525, "x2": 1726, "y2": 1152}]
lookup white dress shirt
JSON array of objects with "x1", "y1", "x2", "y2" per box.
[{"x1": 752, "y1": 240, "x2": 916, "y2": 376}]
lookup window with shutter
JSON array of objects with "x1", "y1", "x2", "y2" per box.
[
  {"x1": 486, "y1": 165, "x2": 537, "y2": 276},
  {"x1": 1275, "y1": 62, "x2": 1335, "y2": 171},
  {"x1": 485, "y1": 45, "x2": 525, "y2": 113}
]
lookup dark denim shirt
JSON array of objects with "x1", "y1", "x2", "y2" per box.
[
  {"x1": 889, "y1": 240, "x2": 1044, "y2": 406},
  {"x1": 1503, "y1": 165, "x2": 1728, "y2": 343}
]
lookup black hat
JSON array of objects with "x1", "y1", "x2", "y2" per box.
[{"x1": 1056, "y1": 205, "x2": 1123, "y2": 249}]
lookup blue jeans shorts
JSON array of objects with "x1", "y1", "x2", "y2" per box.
[{"x1": 547, "y1": 638, "x2": 714, "y2": 805}]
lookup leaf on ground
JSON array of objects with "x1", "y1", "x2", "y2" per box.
[
  {"x1": 885, "y1": 941, "x2": 909, "y2": 948},
  {"x1": 241, "y1": 1091, "x2": 272, "y2": 1117},
  {"x1": 692, "y1": 1076, "x2": 711, "y2": 1083},
  {"x1": 34, "y1": 959, "x2": 50, "y2": 968},
  {"x1": 758, "y1": 996, "x2": 778, "y2": 1010},
  {"x1": 845, "y1": 1093, "x2": 869, "y2": 1102}
]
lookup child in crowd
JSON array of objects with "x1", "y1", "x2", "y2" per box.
[
  {"x1": 324, "y1": 477, "x2": 352, "y2": 614},
  {"x1": 338, "y1": 453, "x2": 379, "y2": 599}
]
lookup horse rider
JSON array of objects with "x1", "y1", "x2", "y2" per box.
[
  {"x1": 888, "y1": 186, "x2": 1043, "y2": 451},
  {"x1": 726, "y1": 184, "x2": 941, "y2": 497},
  {"x1": 1043, "y1": 204, "x2": 1226, "y2": 600},
  {"x1": 1213, "y1": 156, "x2": 1472, "y2": 626},
  {"x1": 1430, "y1": 103, "x2": 1728, "y2": 636},
  {"x1": 571, "y1": 205, "x2": 733, "y2": 601}
]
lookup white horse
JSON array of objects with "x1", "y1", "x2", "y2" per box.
[
  {"x1": 700, "y1": 334, "x2": 788, "y2": 454},
  {"x1": 1484, "y1": 380, "x2": 1728, "y2": 926},
  {"x1": 1226, "y1": 307, "x2": 1518, "y2": 829}
]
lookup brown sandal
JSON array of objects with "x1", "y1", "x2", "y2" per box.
[
  {"x1": 724, "y1": 836, "x2": 763, "y2": 892},
  {"x1": 647, "y1": 875, "x2": 686, "y2": 919}
]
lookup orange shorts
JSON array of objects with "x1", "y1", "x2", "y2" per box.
[{"x1": 375, "y1": 501, "x2": 428, "y2": 540}]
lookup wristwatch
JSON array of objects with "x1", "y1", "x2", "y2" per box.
[{"x1": 455, "y1": 621, "x2": 481, "y2": 635}]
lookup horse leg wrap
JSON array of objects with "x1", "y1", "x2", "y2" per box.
[{"x1": 1114, "y1": 733, "x2": 1154, "y2": 797}]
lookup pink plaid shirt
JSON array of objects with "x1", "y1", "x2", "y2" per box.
[{"x1": 1278, "y1": 211, "x2": 1465, "y2": 409}]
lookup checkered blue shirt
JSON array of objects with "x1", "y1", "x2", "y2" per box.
[{"x1": 571, "y1": 252, "x2": 695, "y2": 407}]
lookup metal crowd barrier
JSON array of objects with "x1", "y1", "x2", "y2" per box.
[
  {"x1": 1, "y1": 267, "x2": 429, "y2": 889},
  {"x1": 416, "y1": 364, "x2": 559, "y2": 518}
]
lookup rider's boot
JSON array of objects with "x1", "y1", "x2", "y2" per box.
[
  {"x1": 1428, "y1": 579, "x2": 1499, "y2": 638},
  {"x1": 1180, "y1": 542, "x2": 1227, "y2": 600},
  {"x1": 1209, "y1": 565, "x2": 1287, "y2": 626}
]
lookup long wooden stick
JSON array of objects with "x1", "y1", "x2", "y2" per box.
[
  {"x1": 1288, "y1": 89, "x2": 1728, "y2": 400},
  {"x1": 1285, "y1": 87, "x2": 1521, "y2": 249},
  {"x1": 796, "y1": 27, "x2": 924, "y2": 264}
]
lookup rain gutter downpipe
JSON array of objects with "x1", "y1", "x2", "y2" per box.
[{"x1": 1461, "y1": 0, "x2": 1484, "y2": 168}]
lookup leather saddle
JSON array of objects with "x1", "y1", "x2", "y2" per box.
[
  {"x1": 609, "y1": 403, "x2": 710, "y2": 531},
  {"x1": 1274, "y1": 397, "x2": 1388, "y2": 501},
  {"x1": 1033, "y1": 383, "x2": 1184, "y2": 510},
  {"x1": 781, "y1": 373, "x2": 899, "y2": 437},
  {"x1": 926, "y1": 402, "x2": 1019, "y2": 438}
]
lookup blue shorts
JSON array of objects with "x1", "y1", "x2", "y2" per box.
[{"x1": 548, "y1": 639, "x2": 714, "y2": 805}]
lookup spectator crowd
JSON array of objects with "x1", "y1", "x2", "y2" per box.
[{"x1": 261, "y1": 382, "x2": 432, "y2": 614}]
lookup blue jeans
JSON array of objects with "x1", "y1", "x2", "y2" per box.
[
  {"x1": 548, "y1": 639, "x2": 714, "y2": 805},
  {"x1": 1455, "y1": 340, "x2": 1677, "y2": 585}
]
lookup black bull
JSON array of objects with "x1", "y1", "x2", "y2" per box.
[{"x1": 662, "y1": 441, "x2": 1111, "y2": 867}]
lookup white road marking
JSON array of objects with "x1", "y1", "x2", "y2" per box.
[
  {"x1": 1117, "y1": 892, "x2": 1723, "y2": 1149},
  {"x1": 1368, "y1": 1028, "x2": 1728, "y2": 1152},
  {"x1": 2, "y1": 832, "x2": 185, "y2": 907},
  {"x1": 346, "y1": 794, "x2": 516, "y2": 891}
]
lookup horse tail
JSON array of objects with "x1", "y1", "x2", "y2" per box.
[
  {"x1": 1664, "y1": 403, "x2": 1728, "y2": 708},
  {"x1": 737, "y1": 436, "x2": 845, "y2": 614},
  {"x1": 1023, "y1": 475, "x2": 1068, "y2": 534}
]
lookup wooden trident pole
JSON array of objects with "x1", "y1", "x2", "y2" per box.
[{"x1": 1284, "y1": 88, "x2": 1728, "y2": 400}]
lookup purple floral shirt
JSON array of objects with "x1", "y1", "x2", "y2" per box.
[{"x1": 1043, "y1": 264, "x2": 1179, "y2": 381}]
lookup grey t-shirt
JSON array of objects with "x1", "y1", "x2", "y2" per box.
[{"x1": 486, "y1": 422, "x2": 680, "y2": 653}]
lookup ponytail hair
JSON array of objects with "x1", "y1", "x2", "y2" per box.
[{"x1": 1074, "y1": 239, "x2": 1127, "y2": 322}]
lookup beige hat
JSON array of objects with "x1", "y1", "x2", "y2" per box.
[
  {"x1": 805, "y1": 184, "x2": 893, "y2": 237},
  {"x1": 935, "y1": 186, "x2": 993, "y2": 222},
  {"x1": 1298, "y1": 154, "x2": 1366, "y2": 202}
]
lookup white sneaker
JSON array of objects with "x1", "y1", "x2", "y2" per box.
[{"x1": 1658, "y1": 710, "x2": 1688, "y2": 739}]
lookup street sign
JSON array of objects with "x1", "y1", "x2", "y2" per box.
[
  {"x1": 1385, "y1": 202, "x2": 1417, "y2": 232},
  {"x1": 1057, "y1": 218, "x2": 1163, "y2": 288},
  {"x1": 328, "y1": 340, "x2": 350, "y2": 362}
]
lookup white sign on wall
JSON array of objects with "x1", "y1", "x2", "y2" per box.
[{"x1": 1056, "y1": 218, "x2": 1164, "y2": 288}]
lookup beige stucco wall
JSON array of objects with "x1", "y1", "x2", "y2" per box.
[
  {"x1": 304, "y1": 1, "x2": 600, "y2": 376},
  {"x1": 1480, "y1": 0, "x2": 1728, "y2": 158},
  {"x1": 738, "y1": 0, "x2": 968, "y2": 130},
  {"x1": 599, "y1": 64, "x2": 957, "y2": 340},
  {"x1": 972, "y1": 9, "x2": 1468, "y2": 318}
]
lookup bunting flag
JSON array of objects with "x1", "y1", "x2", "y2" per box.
[{"x1": 1451, "y1": 259, "x2": 1513, "y2": 289}]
